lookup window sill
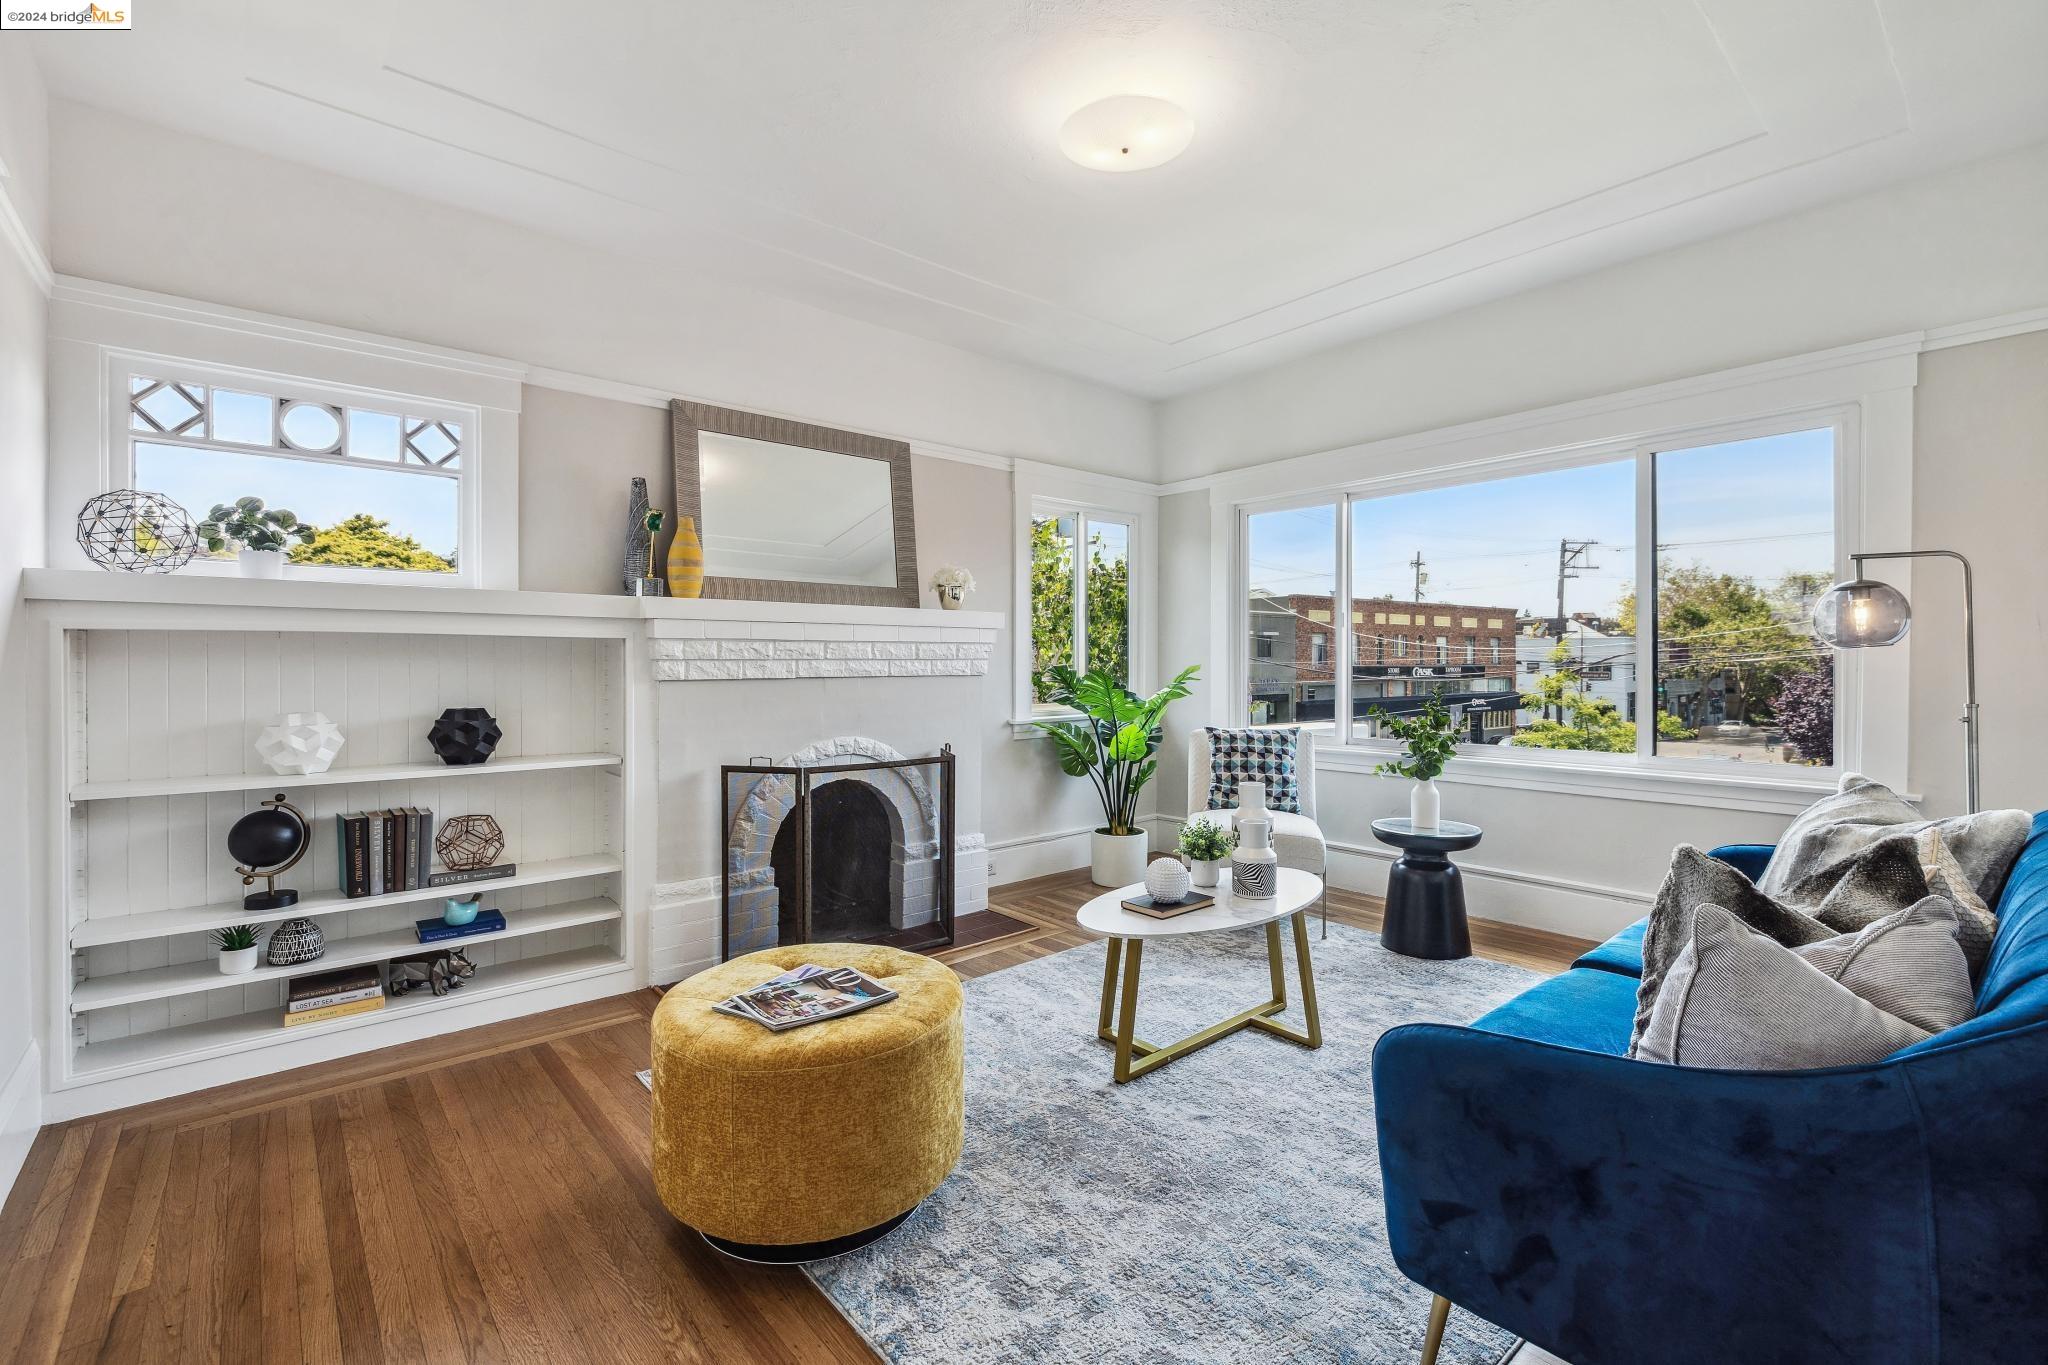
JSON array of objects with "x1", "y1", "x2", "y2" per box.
[{"x1": 1311, "y1": 741, "x2": 1844, "y2": 815}]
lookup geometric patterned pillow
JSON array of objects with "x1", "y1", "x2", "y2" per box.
[{"x1": 1204, "y1": 727, "x2": 1302, "y2": 814}]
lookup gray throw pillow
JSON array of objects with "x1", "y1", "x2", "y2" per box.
[
  {"x1": 1794, "y1": 895, "x2": 1977, "y2": 1033},
  {"x1": 1635, "y1": 905, "x2": 1968, "y2": 1069},
  {"x1": 1759, "y1": 775, "x2": 2030, "y2": 909}
]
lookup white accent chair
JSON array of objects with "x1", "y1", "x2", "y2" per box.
[{"x1": 1187, "y1": 730, "x2": 1330, "y2": 936}]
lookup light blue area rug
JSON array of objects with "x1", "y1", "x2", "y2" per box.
[{"x1": 808, "y1": 921, "x2": 1540, "y2": 1364}]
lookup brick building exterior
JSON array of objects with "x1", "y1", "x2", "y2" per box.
[{"x1": 1248, "y1": 592, "x2": 1519, "y2": 725}]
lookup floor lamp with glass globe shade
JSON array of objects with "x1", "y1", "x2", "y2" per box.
[{"x1": 1812, "y1": 549, "x2": 1978, "y2": 813}]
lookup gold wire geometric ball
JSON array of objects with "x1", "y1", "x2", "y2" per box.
[
  {"x1": 76, "y1": 490, "x2": 202, "y2": 573},
  {"x1": 435, "y1": 814, "x2": 505, "y2": 871}
]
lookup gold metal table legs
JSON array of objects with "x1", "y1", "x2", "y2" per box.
[{"x1": 1094, "y1": 911, "x2": 1323, "y2": 1083}]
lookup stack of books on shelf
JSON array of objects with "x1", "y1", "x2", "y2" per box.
[
  {"x1": 284, "y1": 964, "x2": 386, "y2": 1027},
  {"x1": 414, "y1": 907, "x2": 507, "y2": 944},
  {"x1": 337, "y1": 808, "x2": 433, "y2": 898}
]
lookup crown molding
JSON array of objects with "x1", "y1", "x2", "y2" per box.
[
  {"x1": 0, "y1": 177, "x2": 53, "y2": 296},
  {"x1": 1921, "y1": 306, "x2": 2048, "y2": 352}
]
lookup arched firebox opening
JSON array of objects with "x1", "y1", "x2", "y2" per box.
[{"x1": 770, "y1": 780, "x2": 893, "y2": 942}]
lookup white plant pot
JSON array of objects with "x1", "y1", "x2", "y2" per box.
[
  {"x1": 1090, "y1": 830, "x2": 1150, "y2": 888},
  {"x1": 1409, "y1": 777, "x2": 1441, "y2": 831},
  {"x1": 238, "y1": 548, "x2": 286, "y2": 579},
  {"x1": 218, "y1": 945, "x2": 260, "y2": 975},
  {"x1": 1189, "y1": 857, "x2": 1226, "y2": 889}
]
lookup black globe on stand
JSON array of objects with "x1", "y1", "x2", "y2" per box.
[{"x1": 229, "y1": 794, "x2": 309, "y2": 910}]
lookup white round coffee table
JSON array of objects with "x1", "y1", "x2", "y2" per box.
[{"x1": 1077, "y1": 867, "x2": 1324, "y2": 1083}]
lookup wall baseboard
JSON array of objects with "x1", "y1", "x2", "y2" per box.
[
  {"x1": 0, "y1": 1042, "x2": 42, "y2": 1206},
  {"x1": 1143, "y1": 813, "x2": 1645, "y2": 942},
  {"x1": 986, "y1": 826, "x2": 1096, "y2": 886}
]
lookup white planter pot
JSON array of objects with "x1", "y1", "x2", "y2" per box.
[
  {"x1": 1189, "y1": 857, "x2": 1226, "y2": 889},
  {"x1": 1409, "y1": 778, "x2": 1441, "y2": 831},
  {"x1": 217, "y1": 945, "x2": 260, "y2": 975},
  {"x1": 1090, "y1": 830, "x2": 1149, "y2": 888},
  {"x1": 238, "y1": 548, "x2": 286, "y2": 579}
]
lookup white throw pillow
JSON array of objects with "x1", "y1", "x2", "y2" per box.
[{"x1": 1635, "y1": 901, "x2": 1974, "y2": 1069}]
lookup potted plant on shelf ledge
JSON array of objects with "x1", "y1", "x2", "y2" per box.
[
  {"x1": 1370, "y1": 695, "x2": 1459, "y2": 831},
  {"x1": 1035, "y1": 663, "x2": 1199, "y2": 887},
  {"x1": 198, "y1": 497, "x2": 318, "y2": 578},
  {"x1": 212, "y1": 923, "x2": 263, "y2": 975},
  {"x1": 1177, "y1": 816, "x2": 1237, "y2": 889}
]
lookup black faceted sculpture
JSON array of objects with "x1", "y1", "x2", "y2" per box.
[{"x1": 428, "y1": 707, "x2": 503, "y2": 766}]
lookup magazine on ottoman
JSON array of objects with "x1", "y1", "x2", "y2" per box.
[{"x1": 714, "y1": 963, "x2": 899, "y2": 1031}]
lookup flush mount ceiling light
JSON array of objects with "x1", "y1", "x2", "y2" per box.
[{"x1": 1059, "y1": 95, "x2": 1193, "y2": 172}]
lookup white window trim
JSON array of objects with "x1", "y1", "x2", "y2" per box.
[
  {"x1": 1206, "y1": 344, "x2": 1917, "y2": 807},
  {"x1": 47, "y1": 279, "x2": 522, "y2": 589},
  {"x1": 1010, "y1": 461, "x2": 1158, "y2": 738},
  {"x1": 107, "y1": 349, "x2": 486, "y2": 588}
]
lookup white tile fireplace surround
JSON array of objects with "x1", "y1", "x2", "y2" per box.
[{"x1": 646, "y1": 608, "x2": 1000, "y2": 982}]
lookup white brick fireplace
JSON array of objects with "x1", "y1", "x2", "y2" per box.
[{"x1": 645, "y1": 603, "x2": 1001, "y2": 982}]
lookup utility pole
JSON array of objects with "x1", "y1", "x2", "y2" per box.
[
  {"x1": 1554, "y1": 539, "x2": 1599, "y2": 637},
  {"x1": 1409, "y1": 551, "x2": 1426, "y2": 602}
]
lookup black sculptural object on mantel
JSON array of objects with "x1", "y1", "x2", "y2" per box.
[
  {"x1": 229, "y1": 793, "x2": 309, "y2": 910},
  {"x1": 428, "y1": 707, "x2": 503, "y2": 766}
]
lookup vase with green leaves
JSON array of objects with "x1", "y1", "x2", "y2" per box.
[
  {"x1": 1176, "y1": 815, "x2": 1237, "y2": 889},
  {"x1": 1035, "y1": 663, "x2": 1199, "y2": 887},
  {"x1": 212, "y1": 922, "x2": 263, "y2": 975},
  {"x1": 1370, "y1": 695, "x2": 1461, "y2": 831}
]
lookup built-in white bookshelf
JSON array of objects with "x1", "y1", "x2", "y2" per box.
[{"x1": 31, "y1": 580, "x2": 649, "y2": 1110}]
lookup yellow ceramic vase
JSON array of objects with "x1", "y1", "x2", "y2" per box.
[{"x1": 667, "y1": 515, "x2": 705, "y2": 599}]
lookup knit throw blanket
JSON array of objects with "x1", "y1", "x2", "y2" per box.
[{"x1": 1632, "y1": 776, "x2": 2032, "y2": 1049}]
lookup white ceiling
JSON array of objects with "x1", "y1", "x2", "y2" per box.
[{"x1": 28, "y1": 1, "x2": 2048, "y2": 397}]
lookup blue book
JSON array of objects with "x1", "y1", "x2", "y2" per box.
[{"x1": 415, "y1": 910, "x2": 506, "y2": 943}]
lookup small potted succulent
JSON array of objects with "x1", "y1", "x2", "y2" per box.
[
  {"x1": 212, "y1": 923, "x2": 263, "y2": 975},
  {"x1": 1177, "y1": 816, "x2": 1237, "y2": 889},
  {"x1": 198, "y1": 497, "x2": 318, "y2": 578},
  {"x1": 929, "y1": 565, "x2": 975, "y2": 610}
]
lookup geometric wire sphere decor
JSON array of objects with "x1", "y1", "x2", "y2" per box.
[
  {"x1": 76, "y1": 489, "x2": 201, "y2": 573},
  {"x1": 435, "y1": 813, "x2": 505, "y2": 871}
]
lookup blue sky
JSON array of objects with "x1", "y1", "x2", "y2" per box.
[
  {"x1": 1249, "y1": 428, "x2": 1835, "y2": 620},
  {"x1": 136, "y1": 442, "x2": 459, "y2": 558}
]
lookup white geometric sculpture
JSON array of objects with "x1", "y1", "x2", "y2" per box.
[{"x1": 255, "y1": 711, "x2": 346, "y2": 776}]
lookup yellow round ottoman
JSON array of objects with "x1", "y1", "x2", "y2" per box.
[{"x1": 651, "y1": 943, "x2": 964, "y2": 1262}]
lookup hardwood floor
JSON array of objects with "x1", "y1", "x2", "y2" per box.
[{"x1": 0, "y1": 870, "x2": 1592, "y2": 1364}]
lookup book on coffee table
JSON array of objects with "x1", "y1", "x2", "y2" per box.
[{"x1": 1119, "y1": 892, "x2": 1217, "y2": 919}]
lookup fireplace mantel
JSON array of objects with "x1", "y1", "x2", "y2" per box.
[{"x1": 647, "y1": 602, "x2": 1000, "y2": 683}]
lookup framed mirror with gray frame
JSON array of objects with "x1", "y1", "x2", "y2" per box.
[{"x1": 671, "y1": 401, "x2": 920, "y2": 607}]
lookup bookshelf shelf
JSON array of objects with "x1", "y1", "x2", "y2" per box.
[
  {"x1": 72, "y1": 946, "x2": 628, "y2": 1080},
  {"x1": 36, "y1": 602, "x2": 648, "y2": 1117},
  {"x1": 72, "y1": 897, "x2": 623, "y2": 1011},
  {"x1": 69, "y1": 751, "x2": 623, "y2": 802},
  {"x1": 70, "y1": 854, "x2": 626, "y2": 948}
]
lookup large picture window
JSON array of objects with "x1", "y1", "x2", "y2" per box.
[
  {"x1": 122, "y1": 367, "x2": 474, "y2": 580},
  {"x1": 1237, "y1": 416, "x2": 1844, "y2": 774}
]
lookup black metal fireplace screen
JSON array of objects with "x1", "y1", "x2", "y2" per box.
[{"x1": 719, "y1": 745, "x2": 956, "y2": 960}]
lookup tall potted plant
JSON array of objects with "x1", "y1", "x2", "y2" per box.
[
  {"x1": 1036, "y1": 663, "x2": 1199, "y2": 887},
  {"x1": 1370, "y1": 695, "x2": 1460, "y2": 831}
]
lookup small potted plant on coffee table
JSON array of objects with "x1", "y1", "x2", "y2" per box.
[
  {"x1": 1177, "y1": 816, "x2": 1237, "y2": 889},
  {"x1": 212, "y1": 923, "x2": 263, "y2": 975}
]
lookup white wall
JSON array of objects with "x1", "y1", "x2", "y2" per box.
[
  {"x1": 1158, "y1": 139, "x2": 2048, "y2": 482},
  {"x1": 0, "y1": 46, "x2": 51, "y2": 1200},
  {"x1": 1909, "y1": 330, "x2": 2048, "y2": 818},
  {"x1": 47, "y1": 100, "x2": 1156, "y2": 484}
]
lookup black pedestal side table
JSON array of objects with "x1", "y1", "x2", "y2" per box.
[{"x1": 1371, "y1": 818, "x2": 1483, "y2": 960}]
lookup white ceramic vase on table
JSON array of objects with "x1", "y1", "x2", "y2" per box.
[
  {"x1": 1230, "y1": 782, "x2": 1279, "y2": 901},
  {"x1": 1409, "y1": 777, "x2": 1441, "y2": 832}
]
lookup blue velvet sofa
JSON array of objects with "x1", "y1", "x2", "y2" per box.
[{"x1": 1371, "y1": 814, "x2": 2048, "y2": 1365}]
